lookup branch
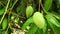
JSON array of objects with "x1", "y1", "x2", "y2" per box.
[
  {"x1": 11, "y1": 0, "x2": 18, "y2": 9},
  {"x1": 0, "y1": 0, "x2": 10, "y2": 24}
]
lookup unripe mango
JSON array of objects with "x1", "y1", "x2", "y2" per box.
[
  {"x1": 33, "y1": 12, "x2": 45, "y2": 29},
  {"x1": 26, "y1": 5, "x2": 34, "y2": 18}
]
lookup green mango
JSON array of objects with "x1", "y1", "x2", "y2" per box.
[
  {"x1": 33, "y1": 12, "x2": 45, "y2": 29},
  {"x1": 26, "y1": 5, "x2": 34, "y2": 18}
]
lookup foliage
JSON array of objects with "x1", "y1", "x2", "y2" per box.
[{"x1": 0, "y1": 0, "x2": 60, "y2": 34}]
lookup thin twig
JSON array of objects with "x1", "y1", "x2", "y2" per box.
[
  {"x1": 11, "y1": 0, "x2": 18, "y2": 9},
  {"x1": 0, "y1": 0, "x2": 10, "y2": 24},
  {"x1": 40, "y1": 0, "x2": 48, "y2": 14},
  {"x1": 39, "y1": 0, "x2": 41, "y2": 11},
  {"x1": 11, "y1": 12, "x2": 24, "y2": 18},
  {"x1": 0, "y1": 2, "x2": 5, "y2": 7}
]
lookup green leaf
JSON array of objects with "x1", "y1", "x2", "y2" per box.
[
  {"x1": 0, "y1": 31, "x2": 5, "y2": 34},
  {"x1": 45, "y1": 15, "x2": 60, "y2": 27},
  {"x1": 0, "y1": 8, "x2": 5, "y2": 15},
  {"x1": 26, "y1": 6, "x2": 34, "y2": 18},
  {"x1": 44, "y1": 0, "x2": 53, "y2": 11},
  {"x1": 2, "y1": 17, "x2": 8, "y2": 30},
  {"x1": 43, "y1": 22, "x2": 47, "y2": 34},
  {"x1": 26, "y1": 24, "x2": 38, "y2": 34},
  {"x1": 47, "y1": 20, "x2": 60, "y2": 34},
  {"x1": 58, "y1": 0, "x2": 60, "y2": 4},
  {"x1": 47, "y1": 31, "x2": 50, "y2": 34},
  {"x1": 21, "y1": 16, "x2": 33, "y2": 31},
  {"x1": 5, "y1": 31, "x2": 8, "y2": 34},
  {"x1": 35, "y1": 29, "x2": 43, "y2": 34},
  {"x1": 48, "y1": 11, "x2": 60, "y2": 20}
]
